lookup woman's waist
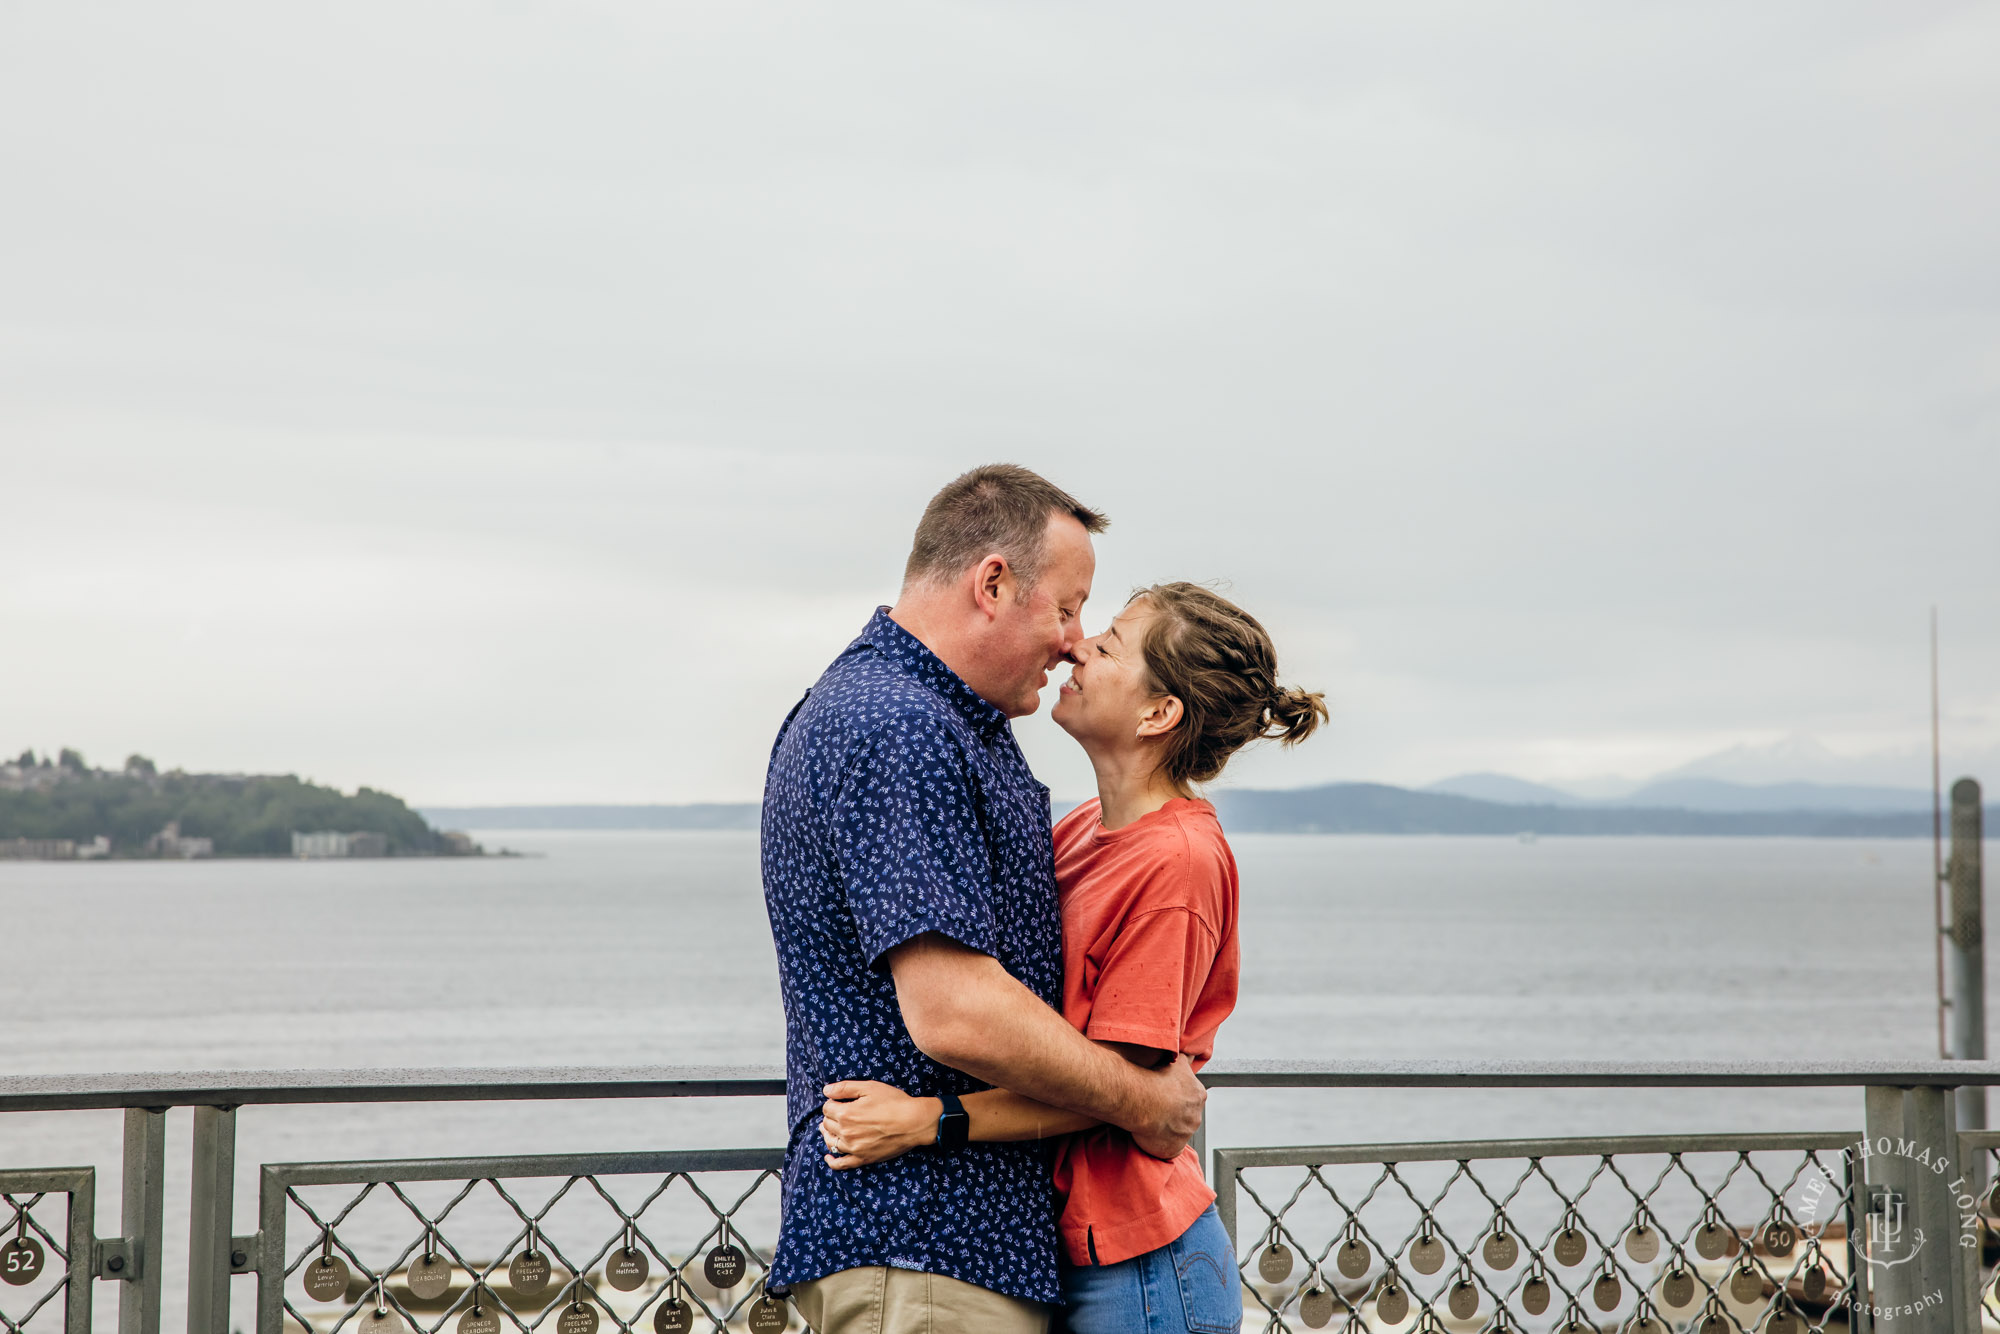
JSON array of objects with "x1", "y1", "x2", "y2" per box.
[{"x1": 1050, "y1": 1126, "x2": 1206, "y2": 1213}]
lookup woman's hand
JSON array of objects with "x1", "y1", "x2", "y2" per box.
[{"x1": 819, "y1": 1081, "x2": 942, "y2": 1170}]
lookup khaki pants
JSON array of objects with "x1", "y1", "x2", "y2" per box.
[{"x1": 790, "y1": 1265, "x2": 1051, "y2": 1334}]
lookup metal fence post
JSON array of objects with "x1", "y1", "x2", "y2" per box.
[
  {"x1": 121, "y1": 1109, "x2": 167, "y2": 1334},
  {"x1": 1863, "y1": 1085, "x2": 1975, "y2": 1331},
  {"x1": 63, "y1": 1169, "x2": 97, "y2": 1334},
  {"x1": 1211, "y1": 1149, "x2": 1236, "y2": 1255},
  {"x1": 1947, "y1": 779, "x2": 1987, "y2": 1155},
  {"x1": 186, "y1": 1107, "x2": 236, "y2": 1334},
  {"x1": 1844, "y1": 1143, "x2": 1874, "y2": 1334}
]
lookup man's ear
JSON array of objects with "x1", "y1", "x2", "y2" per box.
[
  {"x1": 970, "y1": 554, "x2": 1010, "y2": 620},
  {"x1": 1136, "y1": 694, "x2": 1183, "y2": 740}
]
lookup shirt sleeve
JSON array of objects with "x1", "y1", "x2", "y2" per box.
[
  {"x1": 1081, "y1": 905, "x2": 1219, "y2": 1054},
  {"x1": 830, "y1": 717, "x2": 1000, "y2": 969}
]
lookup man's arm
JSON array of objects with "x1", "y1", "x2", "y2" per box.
[{"x1": 886, "y1": 933, "x2": 1205, "y2": 1158}]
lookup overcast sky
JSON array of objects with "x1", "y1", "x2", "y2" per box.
[{"x1": 3, "y1": 2, "x2": 1996, "y2": 805}]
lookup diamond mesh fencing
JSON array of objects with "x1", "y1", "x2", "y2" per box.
[
  {"x1": 1956, "y1": 1133, "x2": 2000, "y2": 1330},
  {"x1": 1216, "y1": 1133, "x2": 1865, "y2": 1334},
  {"x1": 0, "y1": 1193, "x2": 68, "y2": 1334},
  {"x1": 259, "y1": 1152, "x2": 802, "y2": 1334},
  {"x1": 0, "y1": 1171, "x2": 92, "y2": 1334}
]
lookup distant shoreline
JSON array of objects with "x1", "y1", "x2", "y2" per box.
[{"x1": 423, "y1": 784, "x2": 1996, "y2": 838}]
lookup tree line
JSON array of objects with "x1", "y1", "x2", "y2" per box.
[{"x1": 1, "y1": 755, "x2": 460, "y2": 857}]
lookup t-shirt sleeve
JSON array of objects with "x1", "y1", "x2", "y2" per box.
[
  {"x1": 1081, "y1": 905, "x2": 1219, "y2": 1054},
  {"x1": 830, "y1": 718, "x2": 1000, "y2": 969}
]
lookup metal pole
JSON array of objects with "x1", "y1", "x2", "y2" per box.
[
  {"x1": 186, "y1": 1106, "x2": 236, "y2": 1334},
  {"x1": 64, "y1": 1166, "x2": 97, "y2": 1334},
  {"x1": 1842, "y1": 1146, "x2": 1873, "y2": 1334},
  {"x1": 1862, "y1": 1085, "x2": 1976, "y2": 1331},
  {"x1": 1935, "y1": 608, "x2": 1949, "y2": 1060},
  {"x1": 121, "y1": 1109, "x2": 167, "y2": 1334},
  {"x1": 1946, "y1": 780, "x2": 1987, "y2": 1159}
]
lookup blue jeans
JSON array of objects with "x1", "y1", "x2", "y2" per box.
[{"x1": 1058, "y1": 1205, "x2": 1241, "y2": 1334}]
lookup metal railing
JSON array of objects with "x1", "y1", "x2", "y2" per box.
[
  {"x1": 6, "y1": 1061, "x2": 2000, "y2": 1334},
  {"x1": 1216, "y1": 1132, "x2": 1866, "y2": 1334}
]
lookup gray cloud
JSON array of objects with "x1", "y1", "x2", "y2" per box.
[{"x1": 2, "y1": 2, "x2": 1994, "y2": 803}]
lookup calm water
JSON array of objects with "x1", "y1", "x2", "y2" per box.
[{"x1": 0, "y1": 833, "x2": 1971, "y2": 1326}]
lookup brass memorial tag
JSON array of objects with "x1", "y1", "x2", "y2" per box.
[
  {"x1": 407, "y1": 1255, "x2": 453, "y2": 1302},
  {"x1": 704, "y1": 1244, "x2": 745, "y2": 1291},
  {"x1": 1552, "y1": 1226, "x2": 1587, "y2": 1267},
  {"x1": 303, "y1": 1255, "x2": 350, "y2": 1303},
  {"x1": 508, "y1": 1251, "x2": 550, "y2": 1297},
  {"x1": 0, "y1": 1237, "x2": 45, "y2": 1287},
  {"x1": 605, "y1": 1247, "x2": 649, "y2": 1292},
  {"x1": 1374, "y1": 1279, "x2": 1408, "y2": 1324},
  {"x1": 1299, "y1": 1284, "x2": 1336, "y2": 1328}
]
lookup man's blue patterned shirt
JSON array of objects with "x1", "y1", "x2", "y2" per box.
[{"x1": 761, "y1": 607, "x2": 1064, "y2": 1304}]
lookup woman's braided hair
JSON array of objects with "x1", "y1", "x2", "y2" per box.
[{"x1": 1133, "y1": 582, "x2": 1328, "y2": 788}]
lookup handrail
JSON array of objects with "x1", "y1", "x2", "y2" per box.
[{"x1": 6, "y1": 1058, "x2": 2000, "y2": 1113}]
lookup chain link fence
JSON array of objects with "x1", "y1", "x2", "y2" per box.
[{"x1": 1216, "y1": 1133, "x2": 1868, "y2": 1334}]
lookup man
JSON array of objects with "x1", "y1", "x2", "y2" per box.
[{"x1": 761, "y1": 465, "x2": 1207, "y2": 1333}]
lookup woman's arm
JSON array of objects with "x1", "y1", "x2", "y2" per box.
[{"x1": 820, "y1": 1042, "x2": 1168, "y2": 1169}]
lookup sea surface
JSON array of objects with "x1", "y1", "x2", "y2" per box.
[{"x1": 0, "y1": 832, "x2": 1977, "y2": 1327}]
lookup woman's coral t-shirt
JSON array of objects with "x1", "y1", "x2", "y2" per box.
[{"x1": 1048, "y1": 796, "x2": 1240, "y2": 1266}]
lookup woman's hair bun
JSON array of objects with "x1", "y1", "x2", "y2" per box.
[
  {"x1": 1129, "y1": 581, "x2": 1327, "y2": 786},
  {"x1": 1266, "y1": 686, "x2": 1328, "y2": 746}
]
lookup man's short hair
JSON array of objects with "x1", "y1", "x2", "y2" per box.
[{"x1": 903, "y1": 464, "x2": 1109, "y2": 592}]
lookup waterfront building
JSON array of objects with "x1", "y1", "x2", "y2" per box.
[
  {"x1": 0, "y1": 837, "x2": 77, "y2": 859},
  {"x1": 145, "y1": 821, "x2": 214, "y2": 859},
  {"x1": 291, "y1": 830, "x2": 389, "y2": 858}
]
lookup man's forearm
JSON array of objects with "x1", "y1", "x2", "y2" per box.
[
  {"x1": 902, "y1": 951, "x2": 1159, "y2": 1130},
  {"x1": 888, "y1": 933, "x2": 1204, "y2": 1155}
]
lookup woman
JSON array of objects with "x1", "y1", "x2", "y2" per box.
[{"x1": 817, "y1": 581, "x2": 1326, "y2": 1334}]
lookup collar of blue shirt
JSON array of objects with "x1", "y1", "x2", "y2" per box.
[{"x1": 856, "y1": 605, "x2": 1012, "y2": 744}]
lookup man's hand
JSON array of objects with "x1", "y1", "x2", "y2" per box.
[{"x1": 1130, "y1": 1053, "x2": 1207, "y2": 1159}]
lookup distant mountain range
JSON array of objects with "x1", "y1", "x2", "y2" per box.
[
  {"x1": 1424, "y1": 772, "x2": 1937, "y2": 813},
  {"x1": 422, "y1": 803, "x2": 760, "y2": 831},
  {"x1": 425, "y1": 777, "x2": 1991, "y2": 838}
]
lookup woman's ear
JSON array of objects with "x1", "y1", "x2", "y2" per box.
[{"x1": 1135, "y1": 694, "x2": 1183, "y2": 740}]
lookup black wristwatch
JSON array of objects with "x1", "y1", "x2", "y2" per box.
[{"x1": 933, "y1": 1092, "x2": 969, "y2": 1150}]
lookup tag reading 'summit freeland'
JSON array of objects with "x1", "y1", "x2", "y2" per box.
[{"x1": 508, "y1": 1248, "x2": 551, "y2": 1297}]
